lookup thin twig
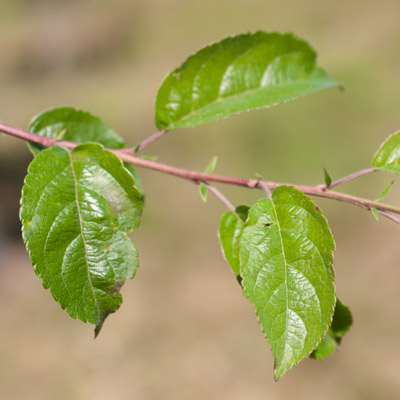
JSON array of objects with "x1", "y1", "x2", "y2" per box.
[
  {"x1": 137, "y1": 130, "x2": 169, "y2": 153},
  {"x1": 377, "y1": 210, "x2": 400, "y2": 225},
  {"x1": 323, "y1": 167, "x2": 375, "y2": 190},
  {"x1": 258, "y1": 182, "x2": 272, "y2": 199},
  {"x1": 2, "y1": 122, "x2": 400, "y2": 220},
  {"x1": 204, "y1": 183, "x2": 235, "y2": 212}
]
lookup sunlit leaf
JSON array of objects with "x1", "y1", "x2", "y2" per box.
[
  {"x1": 372, "y1": 131, "x2": 400, "y2": 174},
  {"x1": 155, "y1": 31, "x2": 339, "y2": 130},
  {"x1": 20, "y1": 143, "x2": 142, "y2": 336},
  {"x1": 239, "y1": 186, "x2": 335, "y2": 380}
]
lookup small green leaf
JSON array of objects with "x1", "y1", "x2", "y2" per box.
[
  {"x1": 239, "y1": 186, "x2": 335, "y2": 380},
  {"x1": 28, "y1": 107, "x2": 144, "y2": 196},
  {"x1": 324, "y1": 168, "x2": 332, "y2": 187},
  {"x1": 20, "y1": 143, "x2": 142, "y2": 335},
  {"x1": 372, "y1": 131, "x2": 400, "y2": 173},
  {"x1": 311, "y1": 299, "x2": 353, "y2": 360},
  {"x1": 199, "y1": 183, "x2": 208, "y2": 202},
  {"x1": 235, "y1": 205, "x2": 250, "y2": 223},
  {"x1": 205, "y1": 156, "x2": 218, "y2": 174},
  {"x1": 219, "y1": 206, "x2": 249, "y2": 278},
  {"x1": 376, "y1": 181, "x2": 394, "y2": 202},
  {"x1": 371, "y1": 207, "x2": 379, "y2": 221},
  {"x1": 155, "y1": 31, "x2": 339, "y2": 130}
]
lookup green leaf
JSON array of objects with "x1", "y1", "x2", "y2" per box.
[
  {"x1": 239, "y1": 186, "x2": 335, "y2": 380},
  {"x1": 155, "y1": 31, "x2": 339, "y2": 130},
  {"x1": 199, "y1": 183, "x2": 208, "y2": 202},
  {"x1": 28, "y1": 107, "x2": 144, "y2": 196},
  {"x1": 376, "y1": 181, "x2": 394, "y2": 202},
  {"x1": 311, "y1": 299, "x2": 353, "y2": 360},
  {"x1": 219, "y1": 207, "x2": 248, "y2": 278},
  {"x1": 29, "y1": 107, "x2": 125, "y2": 154},
  {"x1": 205, "y1": 156, "x2": 218, "y2": 174},
  {"x1": 372, "y1": 131, "x2": 400, "y2": 173},
  {"x1": 371, "y1": 207, "x2": 379, "y2": 221},
  {"x1": 235, "y1": 205, "x2": 250, "y2": 223},
  {"x1": 20, "y1": 143, "x2": 143, "y2": 336},
  {"x1": 324, "y1": 168, "x2": 332, "y2": 187}
]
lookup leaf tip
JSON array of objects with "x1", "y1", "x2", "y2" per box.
[{"x1": 94, "y1": 318, "x2": 106, "y2": 338}]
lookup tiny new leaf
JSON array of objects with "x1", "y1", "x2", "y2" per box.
[
  {"x1": 155, "y1": 31, "x2": 339, "y2": 130},
  {"x1": 28, "y1": 107, "x2": 143, "y2": 195},
  {"x1": 20, "y1": 143, "x2": 142, "y2": 335},
  {"x1": 205, "y1": 155, "x2": 218, "y2": 174},
  {"x1": 324, "y1": 168, "x2": 332, "y2": 187},
  {"x1": 376, "y1": 181, "x2": 394, "y2": 202},
  {"x1": 199, "y1": 183, "x2": 208, "y2": 202},
  {"x1": 371, "y1": 207, "x2": 379, "y2": 221},
  {"x1": 372, "y1": 131, "x2": 400, "y2": 174},
  {"x1": 239, "y1": 186, "x2": 336, "y2": 380},
  {"x1": 311, "y1": 299, "x2": 353, "y2": 360},
  {"x1": 199, "y1": 156, "x2": 218, "y2": 201}
]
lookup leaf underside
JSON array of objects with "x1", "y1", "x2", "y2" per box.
[
  {"x1": 20, "y1": 143, "x2": 142, "y2": 335},
  {"x1": 372, "y1": 131, "x2": 400, "y2": 174},
  {"x1": 239, "y1": 186, "x2": 336, "y2": 380},
  {"x1": 311, "y1": 299, "x2": 353, "y2": 360},
  {"x1": 155, "y1": 31, "x2": 339, "y2": 130}
]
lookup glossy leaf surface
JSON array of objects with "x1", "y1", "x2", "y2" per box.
[
  {"x1": 155, "y1": 31, "x2": 338, "y2": 130},
  {"x1": 373, "y1": 131, "x2": 400, "y2": 173},
  {"x1": 29, "y1": 107, "x2": 125, "y2": 153},
  {"x1": 311, "y1": 299, "x2": 352, "y2": 360},
  {"x1": 20, "y1": 143, "x2": 142, "y2": 335},
  {"x1": 239, "y1": 186, "x2": 335, "y2": 380},
  {"x1": 28, "y1": 107, "x2": 143, "y2": 195}
]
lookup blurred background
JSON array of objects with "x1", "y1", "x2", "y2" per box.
[{"x1": 1, "y1": 0, "x2": 400, "y2": 399}]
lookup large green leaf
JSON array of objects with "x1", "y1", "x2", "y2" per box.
[
  {"x1": 20, "y1": 143, "x2": 142, "y2": 335},
  {"x1": 239, "y1": 186, "x2": 335, "y2": 380},
  {"x1": 372, "y1": 131, "x2": 400, "y2": 173},
  {"x1": 155, "y1": 31, "x2": 338, "y2": 130},
  {"x1": 28, "y1": 107, "x2": 143, "y2": 196},
  {"x1": 311, "y1": 299, "x2": 353, "y2": 360}
]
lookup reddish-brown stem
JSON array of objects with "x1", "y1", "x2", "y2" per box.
[
  {"x1": 323, "y1": 167, "x2": 376, "y2": 190},
  {"x1": 204, "y1": 183, "x2": 235, "y2": 212},
  {"x1": 377, "y1": 210, "x2": 400, "y2": 225},
  {"x1": 118, "y1": 129, "x2": 168, "y2": 154},
  {"x1": 1, "y1": 122, "x2": 400, "y2": 221}
]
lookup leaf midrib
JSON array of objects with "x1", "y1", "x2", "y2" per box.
[
  {"x1": 68, "y1": 152, "x2": 100, "y2": 323},
  {"x1": 270, "y1": 198, "x2": 290, "y2": 360},
  {"x1": 170, "y1": 78, "x2": 333, "y2": 128}
]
